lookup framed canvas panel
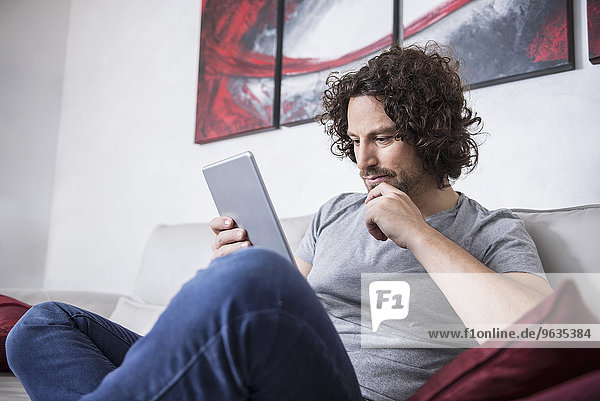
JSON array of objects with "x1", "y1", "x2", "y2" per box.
[
  {"x1": 195, "y1": 0, "x2": 280, "y2": 144},
  {"x1": 403, "y1": 0, "x2": 575, "y2": 89},
  {"x1": 279, "y1": 0, "x2": 399, "y2": 126},
  {"x1": 589, "y1": 0, "x2": 600, "y2": 64}
]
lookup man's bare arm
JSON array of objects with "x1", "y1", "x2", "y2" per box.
[
  {"x1": 364, "y1": 183, "x2": 553, "y2": 327},
  {"x1": 407, "y1": 225, "x2": 552, "y2": 326},
  {"x1": 295, "y1": 257, "x2": 312, "y2": 278}
]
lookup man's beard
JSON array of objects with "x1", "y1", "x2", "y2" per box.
[{"x1": 360, "y1": 166, "x2": 426, "y2": 196}]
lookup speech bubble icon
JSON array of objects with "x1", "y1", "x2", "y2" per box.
[{"x1": 369, "y1": 281, "x2": 410, "y2": 332}]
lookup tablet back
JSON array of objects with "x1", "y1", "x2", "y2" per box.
[{"x1": 202, "y1": 151, "x2": 296, "y2": 265}]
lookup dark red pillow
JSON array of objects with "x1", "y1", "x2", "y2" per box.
[
  {"x1": 408, "y1": 280, "x2": 600, "y2": 401},
  {"x1": 0, "y1": 294, "x2": 31, "y2": 371},
  {"x1": 517, "y1": 370, "x2": 600, "y2": 401}
]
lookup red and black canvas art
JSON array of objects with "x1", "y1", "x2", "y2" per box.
[
  {"x1": 195, "y1": 0, "x2": 279, "y2": 143},
  {"x1": 195, "y1": 0, "x2": 576, "y2": 144},
  {"x1": 403, "y1": 0, "x2": 575, "y2": 89},
  {"x1": 195, "y1": 0, "x2": 398, "y2": 143},
  {"x1": 278, "y1": 0, "x2": 396, "y2": 126},
  {"x1": 589, "y1": 0, "x2": 600, "y2": 64}
]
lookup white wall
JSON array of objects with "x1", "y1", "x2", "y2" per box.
[
  {"x1": 0, "y1": 0, "x2": 71, "y2": 287},
  {"x1": 3, "y1": 0, "x2": 599, "y2": 294},
  {"x1": 454, "y1": 0, "x2": 600, "y2": 209},
  {"x1": 42, "y1": 0, "x2": 363, "y2": 294}
]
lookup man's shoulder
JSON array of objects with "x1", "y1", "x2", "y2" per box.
[
  {"x1": 459, "y1": 194, "x2": 517, "y2": 218},
  {"x1": 321, "y1": 192, "x2": 367, "y2": 210},
  {"x1": 313, "y1": 192, "x2": 366, "y2": 223},
  {"x1": 457, "y1": 195, "x2": 544, "y2": 275},
  {"x1": 458, "y1": 195, "x2": 528, "y2": 235}
]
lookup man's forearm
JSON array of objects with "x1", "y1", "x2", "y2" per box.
[{"x1": 407, "y1": 225, "x2": 552, "y2": 327}]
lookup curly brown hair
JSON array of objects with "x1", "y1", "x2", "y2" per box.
[{"x1": 317, "y1": 42, "x2": 482, "y2": 189}]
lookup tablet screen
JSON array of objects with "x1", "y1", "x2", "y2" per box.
[{"x1": 202, "y1": 151, "x2": 296, "y2": 265}]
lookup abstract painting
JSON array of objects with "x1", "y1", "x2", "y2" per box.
[
  {"x1": 403, "y1": 0, "x2": 575, "y2": 89},
  {"x1": 279, "y1": 0, "x2": 396, "y2": 126},
  {"x1": 195, "y1": 0, "x2": 400, "y2": 143},
  {"x1": 589, "y1": 0, "x2": 600, "y2": 64},
  {"x1": 195, "y1": 0, "x2": 280, "y2": 143}
]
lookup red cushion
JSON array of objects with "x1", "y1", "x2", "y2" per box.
[
  {"x1": 517, "y1": 369, "x2": 600, "y2": 401},
  {"x1": 408, "y1": 280, "x2": 600, "y2": 401},
  {"x1": 0, "y1": 294, "x2": 31, "y2": 371}
]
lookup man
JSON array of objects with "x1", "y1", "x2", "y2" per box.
[
  {"x1": 211, "y1": 43, "x2": 552, "y2": 399},
  {"x1": 7, "y1": 43, "x2": 551, "y2": 401}
]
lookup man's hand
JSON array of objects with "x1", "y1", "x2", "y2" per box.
[
  {"x1": 364, "y1": 183, "x2": 431, "y2": 249},
  {"x1": 364, "y1": 184, "x2": 553, "y2": 329},
  {"x1": 210, "y1": 216, "x2": 251, "y2": 260}
]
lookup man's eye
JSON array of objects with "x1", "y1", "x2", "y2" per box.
[
  {"x1": 375, "y1": 137, "x2": 392, "y2": 144},
  {"x1": 352, "y1": 139, "x2": 360, "y2": 146}
]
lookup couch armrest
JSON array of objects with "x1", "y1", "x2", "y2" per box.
[{"x1": 0, "y1": 288, "x2": 122, "y2": 319}]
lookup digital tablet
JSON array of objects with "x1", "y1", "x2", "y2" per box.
[{"x1": 202, "y1": 151, "x2": 296, "y2": 266}]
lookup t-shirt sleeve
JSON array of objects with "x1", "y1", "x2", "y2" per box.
[
  {"x1": 294, "y1": 194, "x2": 352, "y2": 265},
  {"x1": 474, "y1": 211, "x2": 546, "y2": 278},
  {"x1": 295, "y1": 207, "x2": 322, "y2": 265}
]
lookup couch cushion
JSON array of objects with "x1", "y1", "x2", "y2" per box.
[
  {"x1": 407, "y1": 280, "x2": 600, "y2": 401},
  {"x1": 280, "y1": 214, "x2": 314, "y2": 253},
  {"x1": 109, "y1": 296, "x2": 166, "y2": 336},
  {"x1": 131, "y1": 205, "x2": 600, "y2": 309},
  {"x1": 133, "y1": 223, "x2": 215, "y2": 306},
  {"x1": 517, "y1": 369, "x2": 600, "y2": 401},
  {"x1": 514, "y1": 205, "x2": 600, "y2": 314},
  {"x1": 133, "y1": 215, "x2": 314, "y2": 307},
  {"x1": 513, "y1": 205, "x2": 600, "y2": 274},
  {"x1": 0, "y1": 295, "x2": 31, "y2": 371},
  {"x1": 0, "y1": 289, "x2": 121, "y2": 320}
]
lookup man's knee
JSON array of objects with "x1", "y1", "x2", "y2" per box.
[
  {"x1": 207, "y1": 247, "x2": 303, "y2": 296},
  {"x1": 6, "y1": 302, "x2": 71, "y2": 370},
  {"x1": 173, "y1": 247, "x2": 309, "y2": 321}
]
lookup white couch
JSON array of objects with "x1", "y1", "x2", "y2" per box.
[{"x1": 2, "y1": 205, "x2": 599, "y2": 401}]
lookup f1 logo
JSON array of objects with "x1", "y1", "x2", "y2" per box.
[{"x1": 369, "y1": 281, "x2": 410, "y2": 332}]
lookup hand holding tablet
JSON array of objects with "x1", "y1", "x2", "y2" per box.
[
  {"x1": 209, "y1": 215, "x2": 250, "y2": 260},
  {"x1": 203, "y1": 151, "x2": 296, "y2": 266}
]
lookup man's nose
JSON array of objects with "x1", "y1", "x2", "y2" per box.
[{"x1": 356, "y1": 143, "x2": 377, "y2": 171}]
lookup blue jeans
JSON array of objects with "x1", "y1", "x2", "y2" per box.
[{"x1": 6, "y1": 248, "x2": 362, "y2": 401}]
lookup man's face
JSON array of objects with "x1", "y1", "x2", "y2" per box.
[{"x1": 347, "y1": 96, "x2": 426, "y2": 195}]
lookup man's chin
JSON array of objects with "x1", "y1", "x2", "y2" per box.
[
  {"x1": 364, "y1": 178, "x2": 413, "y2": 195},
  {"x1": 364, "y1": 178, "x2": 391, "y2": 192}
]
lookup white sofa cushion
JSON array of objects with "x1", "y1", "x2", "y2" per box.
[
  {"x1": 514, "y1": 204, "x2": 600, "y2": 313},
  {"x1": 514, "y1": 204, "x2": 600, "y2": 274},
  {"x1": 2, "y1": 206, "x2": 599, "y2": 401},
  {"x1": 113, "y1": 206, "x2": 600, "y2": 336},
  {"x1": 131, "y1": 215, "x2": 314, "y2": 308},
  {"x1": 110, "y1": 215, "x2": 314, "y2": 334},
  {"x1": 109, "y1": 296, "x2": 166, "y2": 336},
  {"x1": 132, "y1": 223, "x2": 215, "y2": 306}
]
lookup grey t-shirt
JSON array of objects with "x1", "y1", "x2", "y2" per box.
[{"x1": 295, "y1": 192, "x2": 545, "y2": 401}]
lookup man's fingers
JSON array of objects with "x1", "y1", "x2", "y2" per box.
[
  {"x1": 209, "y1": 216, "x2": 252, "y2": 260},
  {"x1": 365, "y1": 200, "x2": 389, "y2": 241},
  {"x1": 214, "y1": 228, "x2": 247, "y2": 249},
  {"x1": 365, "y1": 182, "x2": 401, "y2": 204},
  {"x1": 211, "y1": 241, "x2": 251, "y2": 260},
  {"x1": 365, "y1": 185, "x2": 384, "y2": 204},
  {"x1": 210, "y1": 216, "x2": 235, "y2": 234},
  {"x1": 366, "y1": 221, "x2": 388, "y2": 241}
]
